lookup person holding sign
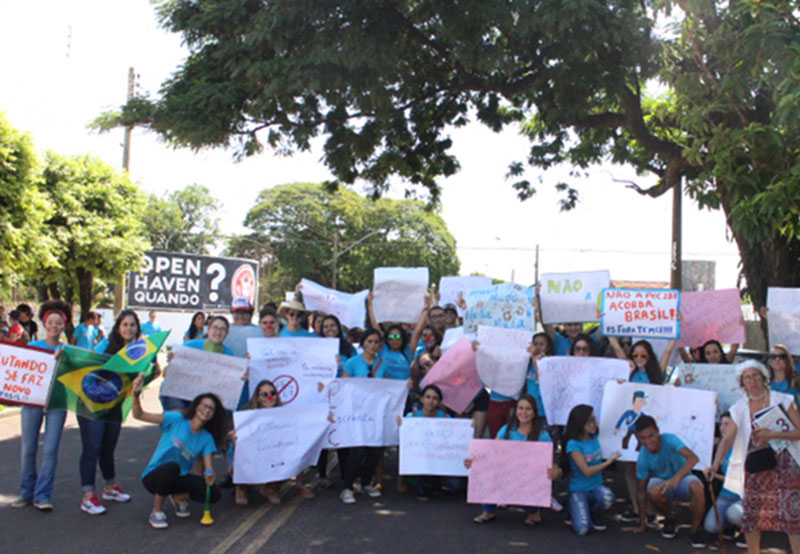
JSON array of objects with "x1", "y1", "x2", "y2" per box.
[
  {"x1": 131, "y1": 374, "x2": 225, "y2": 529},
  {"x1": 12, "y1": 300, "x2": 71, "y2": 512},
  {"x1": 561, "y1": 404, "x2": 620, "y2": 535},
  {"x1": 707, "y1": 360, "x2": 800, "y2": 554},
  {"x1": 624, "y1": 415, "x2": 707, "y2": 549},
  {"x1": 339, "y1": 329, "x2": 386, "y2": 504},
  {"x1": 322, "y1": 315, "x2": 357, "y2": 377},
  {"x1": 609, "y1": 338, "x2": 674, "y2": 385},
  {"x1": 699, "y1": 339, "x2": 738, "y2": 364},
  {"x1": 278, "y1": 299, "x2": 313, "y2": 338},
  {"x1": 526, "y1": 332, "x2": 555, "y2": 422},
  {"x1": 467, "y1": 394, "x2": 561, "y2": 525},
  {"x1": 767, "y1": 344, "x2": 800, "y2": 407}
]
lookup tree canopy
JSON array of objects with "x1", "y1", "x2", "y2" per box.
[
  {"x1": 142, "y1": 183, "x2": 222, "y2": 254},
  {"x1": 226, "y1": 182, "x2": 459, "y2": 301},
  {"x1": 92, "y1": 0, "x2": 800, "y2": 306}
]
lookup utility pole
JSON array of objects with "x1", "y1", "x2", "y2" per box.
[
  {"x1": 114, "y1": 67, "x2": 136, "y2": 315},
  {"x1": 332, "y1": 231, "x2": 339, "y2": 290},
  {"x1": 670, "y1": 178, "x2": 682, "y2": 290},
  {"x1": 534, "y1": 244, "x2": 539, "y2": 285}
]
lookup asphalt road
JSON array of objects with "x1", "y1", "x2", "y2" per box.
[{"x1": 0, "y1": 388, "x2": 792, "y2": 554}]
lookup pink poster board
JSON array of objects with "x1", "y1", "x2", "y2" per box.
[
  {"x1": 676, "y1": 288, "x2": 744, "y2": 348},
  {"x1": 420, "y1": 337, "x2": 482, "y2": 414},
  {"x1": 467, "y1": 439, "x2": 552, "y2": 507}
]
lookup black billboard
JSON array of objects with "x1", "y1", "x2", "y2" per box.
[{"x1": 127, "y1": 251, "x2": 258, "y2": 311}]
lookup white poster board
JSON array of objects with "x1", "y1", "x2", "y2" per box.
[
  {"x1": 160, "y1": 345, "x2": 249, "y2": 410},
  {"x1": 767, "y1": 287, "x2": 800, "y2": 352},
  {"x1": 325, "y1": 378, "x2": 407, "y2": 448},
  {"x1": 247, "y1": 338, "x2": 338, "y2": 406},
  {"x1": 438, "y1": 276, "x2": 493, "y2": 316},
  {"x1": 539, "y1": 270, "x2": 610, "y2": 324},
  {"x1": 676, "y1": 363, "x2": 741, "y2": 416},
  {"x1": 538, "y1": 356, "x2": 630, "y2": 425},
  {"x1": 399, "y1": 417, "x2": 472, "y2": 476},
  {"x1": 0, "y1": 342, "x2": 58, "y2": 407},
  {"x1": 232, "y1": 403, "x2": 330, "y2": 484},
  {"x1": 475, "y1": 326, "x2": 530, "y2": 398},
  {"x1": 463, "y1": 282, "x2": 536, "y2": 334},
  {"x1": 300, "y1": 278, "x2": 369, "y2": 329},
  {"x1": 597, "y1": 381, "x2": 715, "y2": 468},
  {"x1": 373, "y1": 267, "x2": 429, "y2": 323}
]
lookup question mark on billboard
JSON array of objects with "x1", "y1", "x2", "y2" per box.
[{"x1": 207, "y1": 263, "x2": 226, "y2": 302}]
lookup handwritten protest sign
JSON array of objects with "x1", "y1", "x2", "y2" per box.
[
  {"x1": 325, "y1": 378, "x2": 407, "y2": 448},
  {"x1": 300, "y1": 278, "x2": 369, "y2": 329},
  {"x1": 540, "y1": 271, "x2": 610, "y2": 324},
  {"x1": 767, "y1": 287, "x2": 800, "y2": 352},
  {"x1": 223, "y1": 325, "x2": 264, "y2": 358},
  {"x1": 440, "y1": 326, "x2": 468, "y2": 355},
  {"x1": 467, "y1": 439, "x2": 552, "y2": 507},
  {"x1": 232, "y1": 403, "x2": 330, "y2": 484},
  {"x1": 600, "y1": 288, "x2": 681, "y2": 339},
  {"x1": 0, "y1": 342, "x2": 58, "y2": 407},
  {"x1": 399, "y1": 418, "x2": 473, "y2": 476},
  {"x1": 676, "y1": 289, "x2": 744, "y2": 348},
  {"x1": 463, "y1": 282, "x2": 535, "y2": 335},
  {"x1": 420, "y1": 338, "x2": 483, "y2": 414},
  {"x1": 538, "y1": 356, "x2": 629, "y2": 425},
  {"x1": 439, "y1": 276, "x2": 493, "y2": 316},
  {"x1": 676, "y1": 363, "x2": 741, "y2": 416},
  {"x1": 248, "y1": 338, "x2": 338, "y2": 406},
  {"x1": 475, "y1": 326, "x2": 530, "y2": 398},
  {"x1": 160, "y1": 346, "x2": 249, "y2": 410},
  {"x1": 373, "y1": 267, "x2": 429, "y2": 323},
  {"x1": 598, "y1": 381, "x2": 714, "y2": 468}
]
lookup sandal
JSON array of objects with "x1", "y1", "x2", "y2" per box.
[
  {"x1": 473, "y1": 513, "x2": 496, "y2": 524},
  {"x1": 295, "y1": 485, "x2": 314, "y2": 499},
  {"x1": 524, "y1": 511, "x2": 542, "y2": 526},
  {"x1": 235, "y1": 486, "x2": 249, "y2": 506}
]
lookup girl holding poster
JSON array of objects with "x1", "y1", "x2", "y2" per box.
[
  {"x1": 12, "y1": 300, "x2": 72, "y2": 512},
  {"x1": 561, "y1": 404, "x2": 620, "y2": 535},
  {"x1": 131, "y1": 375, "x2": 226, "y2": 529},
  {"x1": 467, "y1": 394, "x2": 562, "y2": 525}
]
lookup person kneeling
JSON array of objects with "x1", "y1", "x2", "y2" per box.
[
  {"x1": 132, "y1": 374, "x2": 226, "y2": 529},
  {"x1": 624, "y1": 415, "x2": 706, "y2": 549}
]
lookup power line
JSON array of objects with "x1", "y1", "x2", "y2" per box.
[{"x1": 455, "y1": 245, "x2": 740, "y2": 257}]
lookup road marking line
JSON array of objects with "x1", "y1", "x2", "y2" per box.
[
  {"x1": 208, "y1": 503, "x2": 274, "y2": 554},
  {"x1": 240, "y1": 495, "x2": 303, "y2": 554}
]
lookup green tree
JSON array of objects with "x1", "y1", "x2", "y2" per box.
[
  {"x1": 0, "y1": 113, "x2": 55, "y2": 289},
  {"x1": 141, "y1": 183, "x2": 221, "y2": 253},
  {"x1": 226, "y1": 182, "x2": 459, "y2": 301},
  {"x1": 35, "y1": 153, "x2": 149, "y2": 318},
  {"x1": 92, "y1": 0, "x2": 800, "y2": 307}
]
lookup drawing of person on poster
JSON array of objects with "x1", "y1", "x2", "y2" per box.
[{"x1": 614, "y1": 391, "x2": 649, "y2": 451}]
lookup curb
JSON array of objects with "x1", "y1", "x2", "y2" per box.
[{"x1": 0, "y1": 406, "x2": 21, "y2": 420}]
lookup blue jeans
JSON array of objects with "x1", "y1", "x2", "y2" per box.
[
  {"x1": 77, "y1": 416, "x2": 121, "y2": 492},
  {"x1": 568, "y1": 486, "x2": 615, "y2": 535},
  {"x1": 704, "y1": 495, "x2": 743, "y2": 533},
  {"x1": 20, "y1": 406, "x2": 67, "y2": 502},
  {"x1": 159, "y1": 395, "x2": 190, "y2": 412}
]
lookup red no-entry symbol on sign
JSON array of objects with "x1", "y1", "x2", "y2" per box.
[{"x1": 273, "y1": 374, "x2": 299, "y2": 404}]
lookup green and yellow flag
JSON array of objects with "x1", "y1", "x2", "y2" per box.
[
  {"x1": 100, "y1": 330, "x2": 169, "y2": 374},
  {"x1": 50, "y1": 345, "x2": 157, "y2": 421}
]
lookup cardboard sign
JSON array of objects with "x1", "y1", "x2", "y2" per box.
[
  {"x1": 399, "y1": 417, "x2": 473, "y2": 476},
  {"x1": 325, "y1": 378, "x2": 407, "y2": 448},
  {"x1": 0, "y1": 342, "x2": 58, "y2": 407},
  {"x1": 467, "y1": 439, "x2": 552, "y2": 507},
  {"x1": 420, "y1": 338, "x2": 483, "y2": 414},
  {"x1": 300, "y1": 278, "x2": 369, "y2": 329},
  {"x1": 160, "y1": 346, "x2": 249, "y2": 410},
  {"x1": 601, "y1": 288, "x2": 681, "y2": 339},
  {"x1": 463, "y1": 283, "x2": 535, "y2": 335},
  {"x1": 373, "y1": 267, "x2": 429, "y2": 323},
  {"x1": 676, "y1": 289, "x2": 744, "y2": 348},
  {"x1": 540, "y1": 271, "x2": 610, "y2": 324}
]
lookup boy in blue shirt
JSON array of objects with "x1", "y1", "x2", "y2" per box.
[{"x1": 625, "y1": 415, "x2": 706, "y2": 549}]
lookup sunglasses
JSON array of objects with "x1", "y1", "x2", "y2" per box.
[
  {"x1": 387, "y1": 333, "x2": 402, "y2": 340},
  {"x1": 287, "y1": 311, "x2": 299, "y2": 318},
  {"x1": 768, "y1": 354, "x2": 788, "y2": 360},
  {"x1": 632, "y1": 353, "x2": 648, "y2": 359},
  {"x1": 259, "y1": 391, "x2": 277, "y2": 399}
]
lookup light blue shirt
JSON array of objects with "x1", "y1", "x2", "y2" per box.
[
  {"x1": 567, "y1": 436, "x2": 604, "y2": 491},
  {"x1": 525, "y1": 360, "x2": 546, "y2": 419},
  {"x1": 140, "y1": 321, "x2": 162, "y2": 336},
  {"x1": 27, "y1": 340, "x2": 63, "y2": 352},
  {"x1": 344, "y1": 355, "x2": 386, "y2": 378},
  {"x1": 496, "y1": 424, "x2": 551, "y2": 442},
  {"x1": 142, "y1": 411, "x2": 216, "y2": 478},
  {"x1": 636, "y1": 433, "x2": 689, "y2": 481},
  {"x1": 379, "y1": 344, "x2": 412, "y2": 380},
  {"x1": 279, "y1": 327, "x2": 314, "y2": 338},
  {"x1": 73, "y1": 323, "x2": 98, "y2": 349},
  {"x1": 183, "y1": 338, "x2": 234, "y2": 356}
]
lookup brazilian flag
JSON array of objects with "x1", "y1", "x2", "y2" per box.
[
  {"x1": 100, "y1": 330, "x2": 169, "y2": 374},
  {"x1": 50, "y1": 345, "x2": 157, "y2": 421}
]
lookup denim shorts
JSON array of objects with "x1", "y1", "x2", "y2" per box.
[{"x1": 647, "y1": 474, "x2": 700, "y2": 502}]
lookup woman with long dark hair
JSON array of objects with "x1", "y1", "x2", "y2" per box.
[
  {"x1": 132, "y1": 374, "x2": 226, "y2": 529},
  {"x1": 78, "y1": 309, "x2": 145, "y2": 515},
  {"x1": 321, "y1": 315, "x2": 356, "y2": 377},
  {"x1": 561, "y1": 404, "x2": 620, "y2": 535},
  {"x1": 183, "y1": 311, "x2": 206, "y2": 342}
]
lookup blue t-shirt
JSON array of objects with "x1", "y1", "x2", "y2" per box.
[
  {"x1": 94, "y1": 338, "x2": 111, "y2": 354},
  {"x1": 629, "y1": 369, "x2": 650, "y2": 383},
  {"x1": 525, "y1": 360, "x2": 546, "y2": 419},
  {"x1": 142, "y1": 411, "x2": 217, "y2": 478},
  {"x1": 636, "y1": 433, "x2": 689, "y2": 481},
  {"x1": 379, "y1": 344, "x2": 413, "y2": 381},
  {"x1": 554, "y1": 330, "x2": 598, "y2": 356},
  {"x1": 279, "y1": 327, "x2": 313, "y2": 338},
  {"x1": 28, "y1": 340, "x2": 63, "y2": 352},
  {"x1": 497, "y1": 424, "x2": 552, "y2": 442},
  {"x1": 718, "y1": 449, "x2": 740, "y2": 499},
  {"x1": 183, "y1": 338, "x2": 234, "y2": 356},
  {"x1": 140, "y1": 321, "x2": 162, "y2": 336},
  {"x1": 73, "y1": 323, "x2": 98, "y2": 349},
  {"x1": 771, "y1": 380, "x2": 800, "y2": 407},
  {"x1": 405, "y1": 409, "x2": 449, "y2": 418},
  {"x1": 344, "y1": 355, "x2": 387, "y2": 378},
  {"x1": 566, "y1": 436, "x2": 604, "y2": 491}
]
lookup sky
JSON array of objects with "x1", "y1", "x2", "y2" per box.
[{"x1": 1, "y1": 1, "x2": 742, "y2": 290}]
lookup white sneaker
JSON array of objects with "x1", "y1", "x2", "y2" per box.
[
  {"x1": 170, "y1": 495, "x2": 191, "y2": 518},
  {"x1": 102, "y1": 485, "x2": 131, "y2": 503},
  {"x1": 80, "y1": 496, "x2": 107, "y2": 515},
  {"x1": 551, "y1": 496, "x2": 564, "y2": 512},
  {"x1": 363, "y1": 485, "x2": 382, "y2": 498},
  {"x1": 148, "y1": 510, "x2": 169, "y2": 529},
  {"x1": 10, "y1": 497, "x2": 31, "y2": 508},
  {"x1": 339, "y1": 489, "x2": 356, "y2": 504}
]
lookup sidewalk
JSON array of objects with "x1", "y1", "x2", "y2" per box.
[{"x1": 0, "y1": 405, "x2": 21, "y2": 420}]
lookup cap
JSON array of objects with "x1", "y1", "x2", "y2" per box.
[
  {"x1": 633, "y1": 391, "x2": 647, "y2": 400},
  {"x1": 231, "y1": 296, "x2": 253, "y2": 312},
  {"x1": 443, "y1": 303, "x2": 458, "y2": 314}
]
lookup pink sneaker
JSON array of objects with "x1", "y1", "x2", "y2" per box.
[
  {"x1": 102, "y1": 485, "x2": 131, "y2": 503},
  {"x1": 80, "y1": 496, "x2": 107, "y2": 515}
]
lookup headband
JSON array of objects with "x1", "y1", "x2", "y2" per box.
[{"x1": 42, "y1": 310, "x2": 67, "y2": 324}]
